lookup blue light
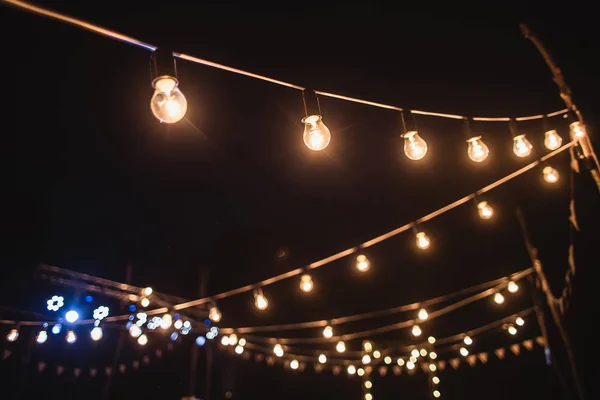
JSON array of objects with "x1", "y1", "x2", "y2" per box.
[
  {"x1": 173, "y1": 313, "x2": 181, "y2": 320},
  {"x1": 51, "y1": 324, "x2": 62, "y2": 334},
  {"x1": 204, "y1": 319, "x2": 211, "y2": 326},
  {"x1": 85, "y1": 295, "x2": 93, "y2": 303},
  {"x1": 195, "y1": 336, "x2": 206, "y2": 347},
  {"x1": 126, "y1": 321, "x2": 133, "y2": 329},
  {"x1": 128, "y1": 305, "x2": 136, "y2": 312},
  {"x1": 129, "y1": 314, "x2": 135, "y2": 321},
  {"x1": 170, "y1": 332, "x2": 179, "y2": 341}
]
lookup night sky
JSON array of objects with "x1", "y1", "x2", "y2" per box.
[{"x1": 2, "y1": 3, "x2": 599, "y2": 400}]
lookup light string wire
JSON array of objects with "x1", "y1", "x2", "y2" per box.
[
  {"x1": 2, "y1": 0, "x2": 568, "y2": 121},
  {"x1": 220, "y1": 267, "x2": 532, "y2": 335}
]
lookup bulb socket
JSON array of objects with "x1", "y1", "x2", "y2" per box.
[{"x1": 151, "y1": 48, "x2": 178, "y2": 84}]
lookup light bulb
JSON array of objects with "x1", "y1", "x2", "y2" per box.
[
  {"x1": 410, "y1": 356, "x2": 417, "y2": 363},
  {"x1": 411, "y1": 349, "x2": 420, "y2": 358},
  {"x1": 235, "y1": 345, "x2": 244, "y2": 355},
  {"x1": 365, "y1": 381, "x2": 372, "y2": 389},
  {"x1": 463, "y1": 335, "x2": 473, "y2": 345},
  {"x1": 209, "y1": 306, "x2": 222, "y2": 322},
  {"x1": 513, "y1": 134, "x2": 533, "y2": 157},
  {"x1": 507, "y1": 281, "x2": 519, "y2": 293},
  {"x1": 66, "y1": 330, "x2": 77, "y2": 344},
  {"x1": 137, "y1": 334, "x2": 148, "y2": 346},
  {"x1": 466, "y1": 136, "x2": 489, "y2": 162},
  {"x1": 356, "y1": 254, "x2": 370, "y2": 272},
  {"x1": 365, "y1": 393, "x2": 373, "y2": 400},
  {"x1": 477, "y1": 201, "x2": 494, "y2": 220},
  {"x1": 544, "y1": 130, "x2": 562, "y2": 150},
  {"x1": 362, "y1": 354, "x2": 372, "y2": 365},
  {"x1": 302, "y1": 115, "x2": 331, "y2": 151},
  {"x1": 433, "y1": 390, "x2": 441, "y2": 398},
  {"x1": 290, "y1": 359, "x2": 299, "y2": 369},
  {"x1": 238, "y1": 338, "x2": 246, "y2": 346},
  {"x1": 570, "y1": 121, "x2": 586, "y2": 139},
  {"x1": 336, "y1": 341, "x2": 346, "y2": 353},
  {"x1": 402, "y1": 131, "x2": 428, "y2": 160},
  {"x1": 459, "y1": 347, "x2": 469, "y2": 356},
  {"x1": 7, "y1": 329, "x2": 19, "y2": 342},
  {"x1": 129, "y1": 324, "x2": 142, "y2": 338},
  {"x1": 543, "y1": 166, "x2": 559, "y2": 183},
  {"x1": 415, "y1": 232, "x2": 430, "y2": 250},
  {"x1": 90, "y1": 327, "x2": 103, "y2": 341},
  {"x1": 429, "y1": 363, "x2": 437, "y2": 372},
  {"x1": 299, "y1": 274, "x2": 314, "y2": 293},
  {"x1": 363, "y1": 341, "x2": 373, "y2": 352},
  {"x1": 406, "y1": 361, "x2": 415, "y2": 370},
  {"x1": 52, "y1": 324, "x2": 62, "y2": 335},
  {"x1": 254, "y1": 291, "x2": 268, "y2": 310},
  {"x1": 373, "y1": 350, "x2": 381, "y2": 359},
  {"x1": 228, "y1": 334, "x2": 238, "y2": 346},
  {"x1": 150, "y1": 76, "x2": 187, "y2": 124},
  {"x1": 418, "y1": 308, "x2": 429, "y2": 321},
  {"x1": 221, "y1": 336, "x2": 230, "y2": 346},
  {"x1": 323, "y1": 325, "x2": 333, "y2": 338},
  {"x1": 433, "y1": 376, "x2": 440, "y2": 384},
  {"x1": 429, "y1": 352, "x2": 437, "y2": 360},
  {"x1": 397, "y1": 358, "x2": 405, "y2": 366},
  {"x1": 143, "y1": 287, "x2": 153, "y2": 296},
  {"x1": 508, "y1": 325, "x2": 517, "y2": 335},
  {"x1": 420, "y1": 349, "x2": 428, "y2": 357},
  {"x1": 160, "y1": 314, "x2": 172, "y2": 330},
  {"x1": 140, "y1": 297, "x2": 150, "y2": 307},
  {"x1": 384, "y1": 356, "x2": 392, "y2": 364},
  {"x1": 428, "y1": 336, "x2": 436, "y2": 344},
  {"x1": 318, "y1": 354, "x2": 327, "y2": 364},
  {"x1": 273, "y1": 344, "x2": 284, "y2": 357},
  {"x1": 174, "y1": 320, "x2": 183, "y2": 330},
  {"x1": 35, "y1": 330, "x2": 47, "y2": 344},
  {"x1": 357, "y1": 368, "x2": 365, "y2": 376},
  {"x1": 65, "y1": 310, "x2": 79, "y2": 323},
  {"x1": 494, "y1": 293, "x2": 505, "y2": 304},
  {"x1": 412, "y1": 325, "x2": 422, "y2": 337},
  {"x1": 516, "y1": 317, "x2": 525, "y2": 326},
  {"x1": 347, "y1": 365, "x2": 356, "y2": 375}
]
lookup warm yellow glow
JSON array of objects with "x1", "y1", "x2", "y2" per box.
[
  {"x1": 209, "y1": 306, "x2": 222, "y2": 322},
  {"x1": 433, "y1": 390, "x2": 441, "y2": 398},
  {"x1": 418, "y1": 308, "x2": 429, "y2": 321},
  {"x1": 160, "y1": 314, "x2": 173, "y2": 330},
  {"x1": 174, "y1": 320, "x2": 183, "y2": 330},
  {"x1": 90, "y1": 327, "x2": 103, "y2": 341},
  {"x1": 412, "y1": 325, "x2": 422, "y2": 337},
  {"x1": 384, "y1": 356, "x2": 392, "y2": 364},
  {"x1": 323, "y1": 325, "x2": 333, "y2": 339},
  {"x1": 466, "y1": 136, "x2": 489, "y2": 162},
  {"x1": 513, "y1": 134, "x2": 533, "y2": 157},
  {"x1": 336, "y1": 341, "x2": 346, "y2": 353},
  {"x1": 373, "y1": 350, "x2": 381, "y2": 359},
  {"x1": 7, "y1": 329, "x2": 19, "y2": 342},
  {"x1": 516, "y1": 317, "x2": 525, "y2": 326},
  {"x1": 402, "y1": 131, "x2": 428, "y2": 160},
  {"x1": 221, "y1": 336, "x2": 230, "y2": 346},
  {"x1": 66, "y1": 330, "x2": 77, "y2": 344},
  {"x1": 410, "y1": 356, "x2": 417, "y2": 363},
  {"x1": 140, "y1": 297, "x2": 150, "y2": 307},
  {"x1": 356, "y1": 254, "x2": 370, "y2": 272},
  {"x1": 429, "y1": 352, "x2": 437, "y2": 360},
  {"x1": 429, "y1": 363, "x2": 437, "y2": 372},
  {"x1": 299, "y1": 274, "x2": 314, "y2": 293},
  {"x1": 238, "y1": 338, "x2": 247, "y2": 347},
  {"x1": 273, "y1": 344, "x2": 284, "y2": 357},
  {"x1": 433, "y1": 376, "x2": 440, "y2": 384},
  {"x1": 254, "y1": 291, "x2": 268, "y2": 310},
  {"x1": 544, "y1": 130, "x2": 562, "y2": 150},
  {"x1": 290, "y1": 359, "x2": 299, "y2": 370},
  {"x1": 411, "y1": 349, "x2": 420, "y2": 358},
  {"x1": 570, "y1": 121, "x2": 586, "y2": 139},
  {"x1": 36, "y1": 330, "x2": 48, "y2": 344},
  {"x1": 151, "y1": 77, "x2": 187, "y2": 124},
  {"x1": 362, "y1": 354, "x2": 372, "y2": 365},
  {"x1": 318, "y1": 353, "x2": 327, "y2": 364},
  {"x1": 406, "y1": 361, "x2": 415, "y2": 370},
  {"x1": 477, "y1": 201, "x2": 494, "y2": 220},
  {"x1": 357, "y1": 368, "x2": 365, "y2": 376},
  {"x1": 494, "y1": 293, "x2": 505, "y2": 304},
  {"x1": 235, "y1": 345, "x2": 244, "y2": 354},
  {"x1": 397, "y1": 358, "x2": 405, "y2": 366},
  {"x1": 363, "y1": 341, "x2": 373, "y2": 352},
  {"x1": 460, "y1": 347, "x2": 469, "y2": 356},
  {"x1": 302, "y1": 115, "x2": 331, "y2": 151},
  {"x1": 228, "y1": 334, "x2": 238, "y2": 346},
  {"x1": 427, "y1": 336, "x2": 436, "y2": 345},
  {"x1": 508, "y1": 325, "x2": 517, "y2": 335},
  {"x1": 137, "y1": 334, "x2": 148, "y2": 346},
  {"x1": 420, "y1": 349, "x2": 428, "y2": 357},
  {"x1": 347, "y1": 365, "x2": 356, "y2": 375},
  {"x1": 463, "y1": 336, "x2": 473, "y2": 346},
  {"x1": 365, "y1": 393, "x2": 373, "y2": 400},
  {"x1": 415, "y1": 232, "x2": 430, "y2": 250},
  {"x1": 143, "y1": 287, "x2": 153, "y2": 296},
  {"x1": 365, "y1": 381, "x2": 372, "y2": 389},
  {"x1": 543, "y1": 166, "x2": 559, "y2": 183},
  {"x1": 507, "y1": 281, "x2": 519, "y2": 293}
]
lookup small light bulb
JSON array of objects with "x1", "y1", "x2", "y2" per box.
[
  {"x1": 433, "y1": 376, "x2": 440, "y2": 384},
  {"x1": 494, "y1": 293, "x2": 505, "y2": 304},
  {"x1": 336, "y1": 341, "x2": 346, "y2": 353},
  {"x1": 140, "y1": 297, "x2": 150, "y2": 307},
  {"x1": 52, "y1": 324, "x2": 62, "y2": 335},
  {"x1": 466, "y1": 136, "x2": 489, "y2": 162},
  {"x1": 477, "y1": 201, "x2": 494, "y2": 220},
  {"x1": 229, "y1": 334, "x2": 238, "y2": 346},
  {"x1": 543, "y1": 166, "x2": 559, "y2": 183},
  {"x1": 209, "y1": 306, "x2": 222, "y2": 322},
  {"x1": 460, "y1": 347, "x2": 469, "y2": 356},
  {"x1": 570, "y1": 121, "x2": 586, "y2": 139},
  {"x1": 151, "y1": 76, "x2": 187, "y2": 124},
  {"x1": 143, "y1": 287, "x2": 153, "y2": 296},
  {"x1": 347, "y1": 365, "x2": 356, "y2": 375},
  {"x1": 507, "y1": 281, "x2": 519, "y2": 293},
  {"x1": 36, "y1": 330, "x2": 48, "y2": 344},
  {"x1": 433, "y1": 390, "x2": 441, "y2": 398},
  {"x1": 129, "y1": 324, "x2": 142, "y2": 338},
  {"x1": 65, "y1": 310, "x2": 79, "y2": 323},
  {"x1": 299, "y1": 274, "x2": 314, "y2": 293},
  {"x1": 406, "y1": 361, "x2": 415, "y2": 370},
  {"x1": 221, "y1": 336, "x2": 230, "y2": 346},
  {"x1": 357, "y1": 368, "x2": 365, "y2": 376},
  {"x1": 174, "y1": 319, "x2": 183, "y2": 330},
  {"x1": 508, "y1": 325, "x2": 517, "y2": 335},
  {"x1": 516, "y1": 317, "x2": 525, "y2": 326},
  {"x1": 418, "y1": 308, "x2": 429, "y2": 321},
  {"x1": 363, "y1": 341, "x2": 373, "y2": 352},
  {"x1": 463, "y1": 336, "x2": 473, "y2": 345},
  {"x1": 411, "y1": 349, "x2": 420, "y2": 358},
  {"x1": 302, "y1": 115, "x2": 331, "y2": 151},
  {"x1": 402, "y1": 131, "x2": 428, "y2": 160},
  {"x1": 90, "y1": 327, "x2": 103, "y2": 341},
  {"x1": 397, "y1": 358, "x2": 405, "y2": 366},
  {"x1": 428, "y1": 336, "x2": 436, "y2": 344},
  {"x1": 429, "y1": 363, "x2": 437, "y2": 372},
  {"x1": 412, "y1": 325, "x2": 422, "y2": 337},
  {"x1": 415, "y1": 232, "x2": 430, "y2": 250},
  {"x1": 66, "y1": 330, "x2": 77, "y2": 344},
  {"x1": 362, "y1": 354, "x2": 372, "y2": 365},
  {"x1": 235, "y1": 345, "x2": 244, "y2": 355},
  {"x1": 373, "y1": 350, "x2": 381, "y2": 359},
  {"x1": 429, "y1": 352, "x2": 438, "y2": 360},
  {"x1": 254, "y1": 291, "x2": 268, "y2": 310},
  {"x1": 544, "y1": 130, "x2": 562, "y2": 150},
  {"x1": 273, "y1": 344, "x2": 284, "y2": 357},
  {"x1": 365, "y1": 393, "x2": 373, "y2": 400},
  {"x1": 356, "y1": 254, "x2": 370, "y2": 272},
  {"x1": 160, "y1": 314, "x2": 173, "y2": 330},
  {"x1": 410, "y1": 356, "x2": 418, "y2": 363},
  {"x1": 318, "y1": 354, "x2": 327, "y2": 364},
  {"x1": 420, "y1": 349, "x2": 428, "y2": 357},
  {"x1": 7, "y1": 329, "x2": 19, "y2": 342},
  {"x1": 384, "y1": 356, "x2": 392, "y2": 364},
  {"x1": 323, "y1": 325, "x2": 333, "y2": 338},
  {"x1": 238, "y1": 338, "x2": 247, "y2": 347},
  {"x1": 365, "y1": 381, "x2": 372, "y2": 389},
  {"x1": 513, "y1": 134, "x2": 533, "y2": 157},
  {"x1": 137, "y1": 334, "x2": 148, "y2": 346},
  {"x1": 290, "y1": 359, "x2": 299, "y2": 369}
]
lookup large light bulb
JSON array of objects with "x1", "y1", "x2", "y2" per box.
[
  {"x1": 418, "y1": 308, "x2": 429, "y2": 321},
  {"x1": 356, "y1": 254, "x2": 370, "y2": 272},
  {"x1": 302, "y1": 115, "x2": 331, "y2": 151},
  {"x1": 323, "y1": 325, "x2": 333, "y2": 338},
  {"x1": 544, "y1": 130, "x2": 562, "y2": 150},
  {"x1": 209, "y1": 306, "x2": 222, "y2": 322},
  {"x1": 402, "y1": 131, "x2": 428, "y2": 160},
  {"x1": 415, "y1": 232, "x2": 430, "y2": 250},
  {"x1": 90, "y1": 327, "x2": 103, "y2": 341},
  {"x1": 477, "y1": 201, "x2": 494, "y2": 220},
  {"x1": 543, "y1": 166, "x2": 559, "y2": 183},
  {"x1": 151, "y1": 76, "x2": 187, "y2": 123},
  {"x1": 254, "y1": 291, "x2": 268, "y2": 310},
  {"x1": 273, "y1": 344, "x2": 284, "y2": 357},
  {"x1": 336, "y1": 340, "x2": 346, "y2": 353},
  {"x1": 570, "y1": 121, "x2": 586, "y2": 139},
  {"x1": 299, "y1": 274, "x2": 314, "y2": 293},
  {"x1": 513, "y1": 134, "x2": 533, "y2": 157},
  {"x1": 466, "y1": 136, "x2": 489, "y2": 162},
  {"x1": 412, "y1": 325, "x2": 422, "y2": 337},
  {"x1": 7, "y1": 329, "x2": 19, "y2": 342}
]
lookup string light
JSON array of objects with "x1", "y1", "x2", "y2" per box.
[
  {"x1": 544, "y1": 130, "x2": 562, "y2": 150},
  {"x1": 51, "y1": 324, "x2": 62, "y2": 335},
  {"x1": 229, "y1": 334, "x2": 238, "y2": 346},
  {"x1": 429, "y1": 363, "x2": 437, "y2": 372},
  {"x1": 432, "y1": 376, "x2": 440, "y2": 384},
  {"x1": 140, "y1": 297, "x2": 150, "y2": 307},
  {"x1": 299, "y1": 274, "x2": 314, "y2": 293},
  {"x1": 336, "y1": 341, "x2": 346, "y2": 353},
  {"x1": 459, "y1": 347, "x2": 469, "y2": 356},
  {"x1": 290, "y1": 359, "x2": 299, "y2": 369},
  {"x1": 238, "y1": 338, "x2": 247, "y2": 346},
  {"x1": 160, "y1": 314, "x2": 173, "y2": 330},
  {"x1": 466, "y1": 136, "x2": 489, "y2": 162},
  {"x1": 318, "y1": 354, "x2": 327, "y2": 364},
  {"x1": 543, "y1": 166, "x2": 559, "y2": 183},
  {"x1": 273, "y1": 344, "x2": 284, "y2": 357},
  {"x1": 418, "y1": 308, "x2": 429, "y2": 321},
  {"x1": 516, "y1": 317, "x2": 525, "y2": 326},
  {"x1": 406, "y1": 361, "x2": 415, "y2": 370},
  {"x1": 494, "y1": 293, "x2": 505, "y2": 304},
  {"x1": 477, "y1": 201, "x2": 494, "y2": 220},
  {"x1": 429, "y1": 352, "x2": 437, "y2": 360},
  {"x1": 507, "y1": 325, "x2": 518, "y2": 335},
  {"x1": 362, "y1": 355, "x2": 372, "y2": 365},
  {"x1": 46, "y1": 295, "x2": 64, "y2": 311},
  {"x1": 357, "y1": 368, "x2": 365, "y2": 376},
  {"x1": 513, "y1": 134, "x2": 533, "y2": 157},
  {"x1": 65, "y1": 310, "x2": 79, "y2": 323},
  {"x1": 420, "y1": 349, "x2": 428, "y2": 357},
  {"x1": 221, "y1": 336, "x2": 230, "y2": 346},
  {"x1": 365, "y1": 381, "x2": 372, "y2": 389},
  {"x1": 235, "y1": 345, "x2": 244, "y2": 354},
  {"x1": 36, "y1": 330, "x2": 48, "y2": 344},
  {"x1": 143, "y1": 287, "x2": 153, "y2": 296},
  {"x1": 363, "y1": 341, "x2": 373, "y2": 352},
  {"x1": 302, "y1": 115, "x2": 331, "y2": 151},
  {"x1": 356, "y1": 255, "x2": 370, "y2": 272},
  {"x1": 415, "y1": 232, "x2": 431, "y2": 250},
  {"x1": 347, "y1": 365, "x2": 356, "y2": 375},
  {"x1": 254, "y1": 289, "x2": 268, "y2": 310},
  {"x1": 570, "y1": 121, "x2": 586, "y2": 139},
  {"x1": 397, "y1": 358, "x2": 405, "y2": 366},
  {"x1": 384, "y1": 356, "x2": 392, "y2": 364},
  {"x1": 209, "y1": 305, "x2": 222, "y2": 322},
  {"x1": 66, "y1": 330, "x2": 77, "y2": 344},
  {"x1": 90, "y1": 326, "x2": 103, "y2": 341},
  {"x1": 365, "y1": 394, "x2": 373, "y2": 400},
  {"x1": 412, "y1": 325, "x2": 422, "y2": 337},
  {"x1": 373, "y1": 350, "x2": 381, "y2": 359},
  {"x1": 150, "y1": 75, "x2": 187, "y2": 124},
  {"x1": 323, "y1": 325, "x2": 333, "y2": 338},
  {"x1": 507, "y1": 281, "x2": 519, "y2": 293},
  {"x1": 463, "y1": 335, "x2": 473, "y2": 345},
  {"x1": 137, "y1": 334, "x2": 148, "y2": 346},
  {"x1": 402, "y1": 131, "x2": 428, "y2": 160},
  {"x1": 129, "y1": 324, "x2": 142, "y2": 338},
  {"x1": 7, "y1": 329, "x2": 19, "y2": 342},
  {"x1": 433, "y1": 390, "x2": 441, "y2": 398},
  {"x1": 411, "y1": 349, "x2": 420, "y2": 358},
  {"x1": 428, "y1": 336, "x2": 436, "y2": 344}
]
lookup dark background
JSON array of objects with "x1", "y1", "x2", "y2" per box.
[{"x1": 1, "y1": 2, "x2": 598, "y2": 399}]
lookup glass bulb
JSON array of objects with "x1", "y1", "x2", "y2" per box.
[
  {"x1": 516, "y1": 317, "x2": 525, "y2": 326},
  {"x1": 347, "y1": 365, "x2": 356, "y2": 375},
  {"x1": 411, "y1": 349, "x2": 420, "y2": 358},
  {"x1": 137, "y1": 334, "x2": 148, "y2": 346},
  {"x1": 160, "y1": 314, "x2": 172, "y2": 330},
  {"x1": 433, "y1": 390, "x2": 441, "y2": 398},
  {"x1": 7, "y1": 329, "x2": 19, "y2": 342},
  {"x1": 36, "y1": 330, "x2": 48, "y2": 344},
  {"x1": 90, "y1": 327, "x2": 103, "y2": 341},
  {"x1": 402, "y1": 131, "x2": 428, "y2": 160},
  {"x1": 356, "y1": 254, "x2": 370, "y2": 272},
  {"x1": 507, "y1": 325, "x2": 517, "y2": 335},
  {"x1": 299, "y1": 274, "x2": 314, "y2": 293},
  {"x1": 494, "y1": 293, "x2": 505, "y2": 304},
  {"x1": 397, "y1": 358, "x2": 405, "y2": 366},
  {"x1": 428, "y1": 336, "x2": 436, "y2": 344},
  {"x1": 209, "y1": 306, "x2": 222, "y2": 322},
  {"x1": 357, "y1": 368, "x2": 365, "y2": 376},
  {"x1": 302, "y1": 115, "x2": 331, "y2": 151},
  {"x1": 362, "y1": 354, "x2": 371, "y2": 364},
  {"x1": 150, "y1": 76, "x2": 187, "y2": 123},
  {"x1": 466, "y1": 136, "x2": 489, "y2": 162},
  {"x1": 513, "y1": 134, "x2": 533, "y2": 157},
  {"x1": 459, "y1": 347, "x2": 469, "y2": 356},
  {"x1": 429, "y1": 352, "x2": 437, "y2": 360},
  {"x1": 418, "y1": 308, "x2": 429, "y2": 321},
  {"x1": 384, "y1": 356, "x2": 392, "y2": 364},
  {"x1": 507, "y1": 281, "x2": 519, "y2": 293},
  {"x1": 129, "y1": 324, "x2": 142, "y2": 338},
  {"x1": 544, "y1": 130, "x2": 562, "y2": 150},
  {"x1": 406, "y1": 361, "x2": 415, "y2": 370},
  {"x1": 229, "y1": 334, "x2": 238, "y2": 346},
  {"x1": 143, "y1": 287, "x2": 153, "y2": 296},
  {"x1": 373, "y1": 350, "x2": 381, "y2": 359},
  {"x1": 477, "y1": 201, "x2": 494, "y2": 220},
  {"x1": 318, "y1": 354, "x2": 327, "y2": 363},
  {"x1": 273, "y1": 344, "x2": 284, "y2": 357},
  {"x1": 254, "y1": 291, "x2": 268, "y2": 310},
  {"x1": 543, "y1": 166, "x2": 559, "y2": 183},
  {"x1": 235, "y1": 345, "x2": 244, "y2": 354},
  {"x1": 221, "y1": 336, "x2": 230, "y2": 346},
  {"x1": 363, "y1": 341, "x2": 373, "y2": 352},
  {"x1": 290, "y1": 359, "x2": 299, "y2": 369},
  {"x1": 336, "y1": 341, "x2": 346, "y2": 353},
  {"x1": 323, "y1": 325, "x2": 333, "y2": 338},
  {"x1": 570, "y1": 121, "x2": 586, "y2": 139},
  {"x1": 66, "y1": 330, "x2": 77, "y2": 344},
  {"x1": 433, "y1": 376, "x2": 440, "y2": 384},
  {"x1": 415, "y1": 232, "x2": 430, "y2": 250},
  {"x1": 463, "y1": 335, "x2": 473, "y2": 345},
  {"x1": 140, "y1": 297, "x2": 150, "y2": 307},
  {"x1": 365, "y1": 381, "x2": 372, "y2": 389},
  {"x1": 412, "y1": 325, "x2": 422, "y2": 337}
]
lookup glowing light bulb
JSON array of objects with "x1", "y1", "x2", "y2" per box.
[
  {"x1": 463, "y1": 336, "x2": 473, "y2": 345},
  {"x1": 36, "y1": 330, "x2": 48, "y2": 344},
  {"x1": 299, "y1": 274, "x2": 314, "y2": 293},
  {"x1": 428, "y1": 336, "x2": 436, "y2": 344},
  {"x1": 66, "y1": 330, "x2": 77, "y2": 344},
  {"x1": 544, "y1": 130, "x2": 562, "y2": 150},
  {"x1": 420, "y1": 349, "x2": 428, "y2": 357},
  {"x1": 459, "y1": 347, "x2": 469, "y2": 356},
  {"x1": 254, "y1": 291, "x2": 268, "y2": 310},
  {"x1": 160, "y1": 314, "x2": 172, "y2": 330},
  {"x1": 273, "y1": 344, "x2": 284, "y2": 357},
  {"x1": 209, "y1": 306, "x2": 222, "y2": 322},
  {"x1": 290, "y1": 359, "x2": 299, "y2": 369},
  {"x1": 477, "y1": 201, "x2": 494, "y2": 220},
  {"x1": 410, "y1": 356, "x2": 418, "y2": 363},
  {"x1": 143, "y1": 287, "x2": 153, "y2": 296},
  {"x1": 412, "y1": 325, "x2": 422, "y2": 337},
  {"x1": 433, "y1": 376, "x2": 440, "y2": 384},
  {"x1": 318, "y1": 354, "x2": 327, "y2": 364},
  {"x1": 302, "y1": 115, "x2": 331, "y2": 151},
  {"x1": 65, "y1": 310, "x2": 79, "y2": 323},
  {"x1": 570, "y1": 121, "x2": 586, "y2": 139},
  {"x1": 406, "y1": 361, "x2": 415, "y2": 370},
  {"x1": 363, "y1": 341, "x2": 373, "y2": 352},
  {"x1": 402, "y1": 131, "x2": 428, "y2": 160},
  {"x1": 418, "y1": 308, "x2": 429, "y2": 321},
  {"x1": 52, "y1": 324, "x2": 62, "y2": 335},
  {"x1": 356, "y1": 254, "x2": 370, "y2": 272},
  {"x1": 228, "y1": 334, "x2": 238, "y2": 346},
  {"x1": 415, "y1": 232, "x2": 430, "y2": 250},
  {"x1": 365, "y1": 393, "x2": 373, "y2": 400},
  {"x1": 433, "y1": 390, "x2": 441, "y2": 398},
  {"x1": 137, "y1": 334, "x2": 148, "y2": 346},
  {"x1": 397, "y1": 358, "x2": 405, "y2": 366},
  {"x1": 362, "y1": 354, "x2": 372, "y2": 365},
  {"x1": 129, "y1": 324, "x2": 142, "y2": 338},
  {"x1": 373, "y1": 350, "x2": 381, "y2": 359},
  {"x1": 221, "y1": 336, "x2": 230, "y2": 346},
  {"x1": 508, "y1": 325, "x2": 517, "y2": 335},
  {"x1": 466, "y1": 136, "x2": 489, "y2": 162},
  {"x1": 411, "y1": 349, "x2": 420, "y2": 358},
  {"x1": 429, "y1": 352, "x2": 437, "y2": 360},
  {"x1": 513, "y1": 134, "x2": 533, "y2": 157},
  {"x1": 516, "y1": 317, "x2": 525, "y2": 326},
  {"x1": 323, "y1": 325, "x2": 333, "y2": 338},
  {"x1": 384, "y1": 356, "x2": 392, "y2": 364},
  {"x1": 140, "y1": 297, "x2": 150, "y2": 307},
  {"x1": 90, "y1": 327, "x2": 103, "y2": 341},
  {"x1": 429, "y1": 363, "x2": 437, "y2": 372},
  {"x1": 543, "y1": 166, "x2": 559, "y2": 183},
  {"x1": 238, "y1": 338, "x2": 246, "y2": 347},
  {"x1": 357, "y1": 368, "x2": 365, "y2": 376},
  {"x1": 235, "y1": 345, "x2": 244, "y2": 354},
  {"x1": 151, "y1": 76, "x2": 187, "y2": 124},
  {"x1": 174, "y1": 319, "x2": 183, "y2": 330},
  {"x1": 336, "y1": 341, "x2": 346, "y2": 353},
  {"x1": 494, "y1": 293, "x2": 505, "y2": 304},
  {"x1": 347, "y1": 365, "x2": 356, "y2": 375},
  {"x1": 365, "y1": 381, "x2": 372, "y2": 389},
  {"x1": 7, "y1": 329, "x2": 19, "y2": 342},
  {"x1": 507, "y1": 281, "x2": 519, "y2": 293}
]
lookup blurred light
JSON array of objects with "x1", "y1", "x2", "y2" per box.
[
  {"x1": 357, "y1": 368, "x2": 365, "y2": 376},
  {"x1": 365, "y1": 381, "x2": 372, "y2": 389},
  {"x1": 460, "y1": 347, "x2": 469, "y2": 356},
  {"x1": 411, "y1": 349, "x2": 420, "y2": 358},
  {"x1": 274, "y1": 344, "x2": 284, "y2": 357},
  {"x1": 299, "y1": 274, "x2": 314, "y2": 293},
  {"x1": 429, "y1": 352, "x2": 437, "y2": 360},
  {"x1": 254, "y1": 291, "x2": 268, "y2": 310},
  {"x1": 65, "y1": 310, "x2": 79, "y2": 323},
  {"x1": 347, "y1": 365, "x2": 356, "y2": 375},
  {"x1": 516, "y1": 317, "x2": 525, "y2": 326},
  {"x1": 323, "y1": 325, "x2": 333, "y2": 338},
  {"x1": 494, "y1": 293, "x2": 505, "y2": 304},
  {"x1": 415, "y1": 232, "x2": 430, "y2": 250},
  {"x1": 433, "y1": 376, "x2": 440, "y2": 384},
  {"x1": 428, "y1": 336, "x2": 436, "y2": 344},
  {"x1": 290, "y1": 359, "x2": 299, "y2": 369},
  {"x1": 52, "y1": 324, "x2": 62, "y2": 335},
  {"x1": 204, "y1": 319, "x2": 211, "y2": 326},
  {"x1": 181, "y1": 327, "x2": 191, "y2": 335},
  {"x1": 373, "y1": 350, "x2": 381, "y2": 359},
  {"x1": 463, "y1": 336, "x2": 473, "y2": 345},
  {"x1": 221, "y1": 336, "x2": 230, "y2": 346},
  {"x1": 147, "y1": 322, "x2": 157, "y2": 330},
  {"x1": 90, "y1": 327, "x2": 103, "y2": 341},
  {"x1": 85, "y1": 295, "x2": 93, "y2": 303},
  {"x1": 356, "y1": 254, "x2": 370, "y2": 272},
  {"x1": 412, "y1": 325, "x2": 422, "y2": 337},
  {"x1": 140, "y1": 297, "x2": 150, "y2": 307},
  {"x1": 196, "y1": 336, "x2": 206, "y2": 347},
  {"x1": 467, "y1": 136, "x2": 489, "y2": 162},
  {"x1": 318, "y1": 354, "x2": 327, "y2": 364},
  {"x1": 183, "y1": 321, "x2": 191, "y2": 329},
  {"x1": 420, "y1": 349, "x2": 428, "y2": 357},
  {"x1": 433, "y1": 390, "x2": 441, "y2": 398},
  {"x1": 302, "y1": 115, "x2": 331, "y2": 151},
  {"x1": 238, "y1": 338, "x2": 247, "y2": 347},
  {"x1": 129, "y1": 324, "x2": 142, "y2": 338},
  {"x1": 46, "y1": 295, "x2": 64, "y2": 312},
  {"x1": 7, "y1": 329, "x2": 19, "y2": 342},
  {"x1": 477, "y1": 201, "x2": 494, "y2": 220},
  {"x1": 229, "y1": 334, "x2": 238, "y2": 346},
  {"x1": 206, "y1": 331, "x2": 215, "y2": 340},
  {"x1": 508, "y1": 325, "x2": 517, "y2": 335},
  {"x1": 402, "y1": 131, "x2": 428, "y2": 160},
  {"x1": 406, "y1": 361, "x2": 415, "y2": 370},
  {"x1": 384, "y1": 356, "x2": 392, "y2": 364},
  {"x1": 410, "y1": 356, "x2": 417, "y2": 363},
  {"x1": 137, "y1": 334, "x2": 148, "y2": 346},
  {"x1": 93, "y1": 306, "x2": 109, "y2": 321},
  {"x1": 513, "y1": 134, "x2": 533, "y2": 157},
  {"x1": 160, "y1": 314, "x2": 172, "y2": 330},
  {"x1": 66, "y1": 330, "x2": 77, "y2": 344},
  {"x1": 151, "y1": 76, "x2": 187, "y2": 124},
  {"x1": 336, "y1": 341, "x2": 346, "y2": 353},
  {"x1": 543, "y1": 166, "x2": 559, "y2": 183},
  {"x1": 507, "y1": 281, "x2": 519, "y2": 293},
  {"x1": 397, "y1": 358, "x2": 405, "y2": 366},
  {"x1": 544, "y1": 130, "x2": 562, "y2": 150},
  {"x1": 234, "y1": 345, "x2": 244, "y2": 354},
  {"x1": 143, "y1": 287, "x2": 153, "y2": 296},
  {"x1": 36, "y1": 330, "x2": 48, "y2": 344},
  {"x1": 209, "y1": 306, "x2": 222, "y2": 322},
  {"x1": 174, "y1": 320, "x2": 183, "y2": 330},
  {"x1": 418, "y1": 308, "x2": 429, "y2": 321},
  {"x1": 429, "y1": 363, "x2": 437, "y2": 371},
  {"x1": 170, "y1": 332, "x2": 179, "y2": 341},
  {"x1": 362, "y1": 354, "x2": 372, "y2": 365},
  {"x1": 365, "y1": 394, "x2": 373, "y2": 400},
  {"x1": 128, "y1": 305, "x2": 136, "y2": 312},
  {"x1": 363, "y1": 341, "x2": 373, "y2": 352},
  {"x1": 570, "y1": 121, "x2": 586, "y2": 139}
]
